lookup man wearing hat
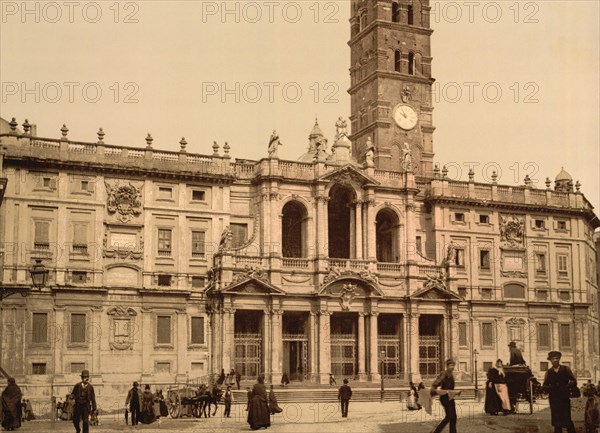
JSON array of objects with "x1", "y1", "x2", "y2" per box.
[
  {"x1": 508, "y1": 341, "x2": 526, "y2": 366},
  {"x1": 431, "y1": 359, "x2": 461, "y2": 433},
  {"x1": 337, "y1": 378, "x2": 352, "y2": 418},
  {"x1": 543, "y1": 351, "x2": 577, "y2": 433},
  {"x1": 125, "y1": 381, "x2": 141, "y2": 425},
  {"x1": 70, "y1": 370, "x2": 97, "y2": 433}
]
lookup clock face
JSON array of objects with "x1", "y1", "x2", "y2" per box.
[{"x1": 393, "y1": 104, "x2": 418, "y2": 130}]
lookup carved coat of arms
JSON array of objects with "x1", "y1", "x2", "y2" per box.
[
  {"x1": 339, "y1": 283, "x2": 356, "y2": 310},
  {"x1": 500, "y1": 215, "x2": 525, "y2": 246},
  {"x1": 105, "y1": 182, "x2": 142, "y2": 222}
]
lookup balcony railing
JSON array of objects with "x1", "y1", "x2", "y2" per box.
[{"x1": 282, "y1": 258, "x2": 310, "y2": 269}]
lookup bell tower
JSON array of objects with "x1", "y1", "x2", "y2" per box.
[{"x1": 348, "y1": 0, "x2": 435, "y2": 176}]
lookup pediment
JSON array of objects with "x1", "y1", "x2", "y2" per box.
[
  {"x1": 319, "y1": 276, "x2": 383, "y2": 298},
  {"x1": 410, "y1": 286, "x2": 462, "y2": 301},
  {"x1": 222, "y1": 278, "x2": 286, "y2": 296},
  {"x1": 319, "y1": 164, "x2": 379, "y2": 186}
]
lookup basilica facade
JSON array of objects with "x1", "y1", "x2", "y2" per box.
[{"x1": 0, "y1": 0, "x2": 598, "y2": 409}]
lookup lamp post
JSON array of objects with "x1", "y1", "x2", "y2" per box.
[
  {"x1": 380, "y1": 349, "x2": 386, "y2": 402},
  {"x1": 473, "y1": 349, "x2": 479, "y2": 401}
]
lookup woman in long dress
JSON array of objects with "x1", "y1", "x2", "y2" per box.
[
  {"x1": 139, "y1": 385, "x2": 156, "y2": 424},
  {"x1": 485, "y1": 359, "x2": 512, "y2": 415},
  {"x1": 1, "y1": 378, "x2": 22, "y2": 431},
  {"x1": 268, "y1": 385, "x2": 282, "y2": 415},
  {"x1": 247, "y1": 375, "x2": 270, "y2": 430},
  {"x1": 406, "y1": 382, "x2": 421, "y2": 411}
]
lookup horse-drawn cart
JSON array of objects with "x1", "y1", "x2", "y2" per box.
[
  {"x1": 503, "y1": 365, "x2": 535, "y2": 414},
  {"x1": 165, "y1": 380, "x2": 223, "y2": 419}
]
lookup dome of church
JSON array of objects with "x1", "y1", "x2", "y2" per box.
[
  {"x1": 309, "y1": 119, "x2": 323, "y2": 138},
  {"x1": 555, "y1": 167, "x2": 572, "y2": 182}
]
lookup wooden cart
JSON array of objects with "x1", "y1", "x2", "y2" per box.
[{"x1": 503, "y1": 365, "x2": 535, "y2": 414}]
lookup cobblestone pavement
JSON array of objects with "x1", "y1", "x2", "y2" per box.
[{"x1": 17, "y1": 399, "x2": 587, "y2": 432}]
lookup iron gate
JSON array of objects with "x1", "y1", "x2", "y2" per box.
[
  {"x1": 379, "y1": 335, "x2": 402, "y2": 378},
  {"x1": 234, "y1": 332, "x2": 262, "y2": 379},
  {"x1": 419, "y1": 335, "x2": 441, "y2": 378},
  {"x1": 330, "y1": 333, "x2": 357, "y2": 378},
  {"x1": 282, "y1": 333, "x2": 309, "y2": 381}
]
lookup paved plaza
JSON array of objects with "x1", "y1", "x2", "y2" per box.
[{"x1": 15, "y1": 398, "x2": 589, "y2": 433}]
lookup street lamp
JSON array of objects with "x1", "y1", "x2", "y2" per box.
[
  {"x1": 30, "y1": 259, "x2": 49, "y2": 289},
  {"x1": 380, "y1": 349, "x2": 386, "y2": 402},
  {"x1": 473, "y1": 349, "x2": 479, "y2": 401}
]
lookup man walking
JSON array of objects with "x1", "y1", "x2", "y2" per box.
[
  {"x1": 71, "y1": 370, "x2": 97, "y2": 433},
  {"x1": 543, "y1": 351, "x2": 577, "y2": 433},
  {"x1": 125, "y1": 381, "x2": 141, "y2": 426},
  {"x1": 223, "y1": 386, "x2": 233, "y2": 418},
  {"x1": 338, "y1": 378, "x2": 352, "y2": 418},
  {"x1": 235, "y1": 370, "x2": 241, "y2": 390},
  {"x1": 431, "y1": 359, "x2": 461, "y2": 433}
]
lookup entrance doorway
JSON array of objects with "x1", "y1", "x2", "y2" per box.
[
  {"x1": 330, "y1": 313, "x2": 358, "y2": 378},
  {"x1": 418, "y1": 315, "x2": 443, "y2": 379},
  {"x1": 234, "y1": 310, "x2": 263, "y2": 379},
  {"x1": 378, "y1": 314, "x2": 403, "y2": 378},
  {"x1": 282, "y1": 312, "x2": 309, "y2": 381}
]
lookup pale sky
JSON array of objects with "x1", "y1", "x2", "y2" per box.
[{"x1": 1, "y1": 0, "x2": 598, "y2": 210}]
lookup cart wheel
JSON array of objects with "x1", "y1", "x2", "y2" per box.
[
  {"x1": 168, "y1": 393, "x2": 181, "y2": 418},
  {"x1": 192, "y1": 402, "x2": 201, "y2": 418}
]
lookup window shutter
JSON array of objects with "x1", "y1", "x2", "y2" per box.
[{"x1": 73, "y1": 223, "x2": 87, "y2": 245}]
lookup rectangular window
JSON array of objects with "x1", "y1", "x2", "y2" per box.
[
  {"x1": 558, "y1": 291, "x2": 571, "y2": 301},
  {"x1": 191, "y1": 362, "x2": 205, "y2": 375},
  {"x1": 557, "y1": 254, "x2": 569, "y2": 278},
  {"x1": 43, "y1": 177, "x2": 51, "y2": 188},
  {"x1": 72, "y1": 271, "x2": 87, "y2": 283},
  {"x1": 540, "y1": 362, "x2": 548, "y2": 372},
  {"x1": 481, "y1": 322, "x2": 494, "y2": 347},
  {"x1": 192, "y1": 190, "x2": 206, "y2": 201},
  {"x1": 537, "y1": 323, "x2": 550, "y2": 349},
  {"x1": 157, "y1": 316, "x2": 171, "y2": 345},
  {"x1": 454, "y1": 212, "x2": 465, "y2": 222},
  {"x1": 80, "y1": 180, "x2": 89, "y2": 191},
  {"x1": 158, "y1": 187, "x2": 173, "y2": 199},
  {"x1": 32, "y1": 313, "x2": 48, "y2": 344},
  {"x1": 32, "y1": 363, "x2": 47, "y2": 375},
  {"x1": 416, "y1": 236, "x2": 422, "y2": 254},
  {"x1": 458, "y1": 287, "x2": 467, "y2": 299},
  {"x1": 157, "y1": 229, "x2": 172, "y2": 256},
  {"x1": 155, "y1": 362, "x2": 171, "y2": 373},
  {"x1": 479, "y1": 250, "x2": 490, "y2": 270},
  {"x1": 191, "y1": 276, "x2": 205, "y2": 288},
  {"x1": 481, "y1": 288, "x2": 493, "y2": 299},
  {"x1": 559, "y1": 324, "x2": 571, "y2": 349},
  {"x1": 479, "y1": 214, "x2": 490, "y2": 224},
  {"x1": 535, "y1": 253, "x2": 546, "y2": 274},
  {"x1": 34, "y1": 221, "x2": 50, "y2": 250},
  {"x1": 191, "y1": 317, "x2": 205, "y2": 345},
  {"x1": 458, "y1": 322, "x2": 467, "y2": 347},
  {"x1": 191, "y1": 231, "x2": 205, "y2": 257},
  {"x1": 71, "y1": 313, "x2": 86, "y2": 343},
  {"x1": 482, "y1": 362, "x2": 492, "y2": 372},
  {"x1": 535, "y1": 219, "x2": 545, "y2": 229},
  {"x1": 557, "y1": 220, "x2": 567, "y2": 231},
  {"x1": 455, "y1": 248, "x2": 465, "y2": 267},
  {"x1": 231, "y1": 223, "x2": 248, "y2": 248},
  {"x1": 70, "y1": 363, "x2": 86, "y2": 373},
  {"x1": 72, "y1": 223, "x2": 88, "y2": 255},
  {"x1": 158, "y1": 274, "x2": 171, "y2": 286}
]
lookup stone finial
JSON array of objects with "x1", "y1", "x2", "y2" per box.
[
  {"x1": 179, "y1": 137, "x2": 187, "y2": 152},
  {"x1": 575, "y1": 180, "x2": 581, "y2": 192},
  {"x1": 9, "y1": 117, "x2": 18, "y2": 133},
  {"x1": 524, "y1": 174, "x2": 532, "y2": 187},
  {"x1": 223, "y1": 141, "x2": 231, "y2": 158},
  {"x1": 545, "y1": 177, "x2": 551, "y2": 189},
  {"x1": 212, "y1": 141, "x2": 220, "y2": 156},
  {"x1": 145, "y1": 133, "x2": 153, "y2": 148},
  {"x1": 468, "y1": 167, "x2": 475, "y2": 182},
  {"x1": 60, "y1": 124, "x2": 69, "y2": 140},
  {"x1": 22, "y1": 119, "x2": 31, "y2": 135},
  {"x1": 491, "y1": 171, "x2": 498, "y2": 184},
  {"x1": 433, "y1": 163, "x2": 440, "y2": 178},
  {"x1": 441, "y1": 165, "x2": 448, "y2": 179},
  {"x1": 97, "y1": 128, "x2": 105, "y2": 144}
]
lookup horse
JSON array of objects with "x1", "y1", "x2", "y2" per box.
[{"x1": 199, "y1": 386, "x2": 223, "y2": 418}]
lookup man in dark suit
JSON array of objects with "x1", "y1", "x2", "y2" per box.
[
  {"x1": 71, "y1": 370, "x2": 97, "y2": 433},
  {"x1": 125, "y1": 381, "x2": 141, "y2": 425},
  {"x1": 338, "y1": 378, "x2": 352, "y2": 418},
  {"x1": 508, "y1": 341, "x2": 526, "y2": 366}
]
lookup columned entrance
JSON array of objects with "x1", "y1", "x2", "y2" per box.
[
  {"x1": 282, "y1": 312, "x2": 309, "y2": 382},
  {"x1": 419, "y1": 314, "x2": 443, "y2": 379},
  {"x1": 378, "y1": 314, "x2": 403, "y2": 379},
  {"x1": 330, "y1": 313, "x2": 358, "y2": 379},
  {"x1": 234, "y1": 310, "x2": 263, "y2": 379}
]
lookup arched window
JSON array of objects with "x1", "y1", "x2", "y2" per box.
[
  {"x1": 376, "y1": 209, "x2": 400, "y2": 263},
  {"x1": 408, "y1": 52, "x2": 415, "y2": 75},
  {"x1": 328, "y1": 185, "x2": 356, "y2": 259},
  {"x1": 407, "y1": 5, "x2": 414, "y2": 25},
  {"x1": 359, "y1": 11, "x2": 367, "y2": 31},
  {"x1": 394, "y1": 50, "x2": 401, "y2": 72},
  {"x1": 282, "y1": 201, "x2": 307, "y2": 258},
  {"x1": 392, "y1": 2, "x2": 400, "y2": 23}
]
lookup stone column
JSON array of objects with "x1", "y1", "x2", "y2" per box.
[
  {"x1": 366, "y1": 199, "x2": 377, "y2": 260},
  {"x1": 269, "y1": 193, "x2": 280, "y2": 256},
  {"x1": 211, "y1": 309, "x2": 222, "y2": 374},
  {"x1": 262, "y1": 310, "x2": 271, "y2": 378},
  {"x1": 405, "y1": 202, "x2": 417, "y2": 263},
  {"x1": 409, "y1": 313, "x2": 421, "y2": 384},
  {"x1": 309, "y1": 312, "x2": 318, "y2": 382},
  {"x1": 271, "y1": 310, "x2": 283, "y2": 382},
  {"x1": 358, "y1": 312, "x2": 367, "y2": 380},
  {"x1": 177, "y1": 311, "x2": 187, "y2": 376},
  {"x1": 355, "y1": 201, "x2": 363, "y2": 259},
  {"x1": 369, "y1": 312, "x2": 380, "y2": 381},
  {"x1": 350, "y1": 202, "x2": 356, "y2": 258},
  {"x1": 222, "y1": 308, "x2": 234, "y2": 372},
  {"x1": 318, "y1": 311, "x2": 331, "y2": 384},
  {"x1": 316, "y1": 193, "x2": 328, "y2": 257}
]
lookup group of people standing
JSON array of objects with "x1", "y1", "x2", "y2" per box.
[
  {"x1": 125, "y1": 381, "x2": 168, "y2": 425},
  {"x1": 245, "y1": 375, "x2": 283, "y2": 430},
  {"x1": 217, "y1": 368, "x2": 242, "y2": 390}
]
